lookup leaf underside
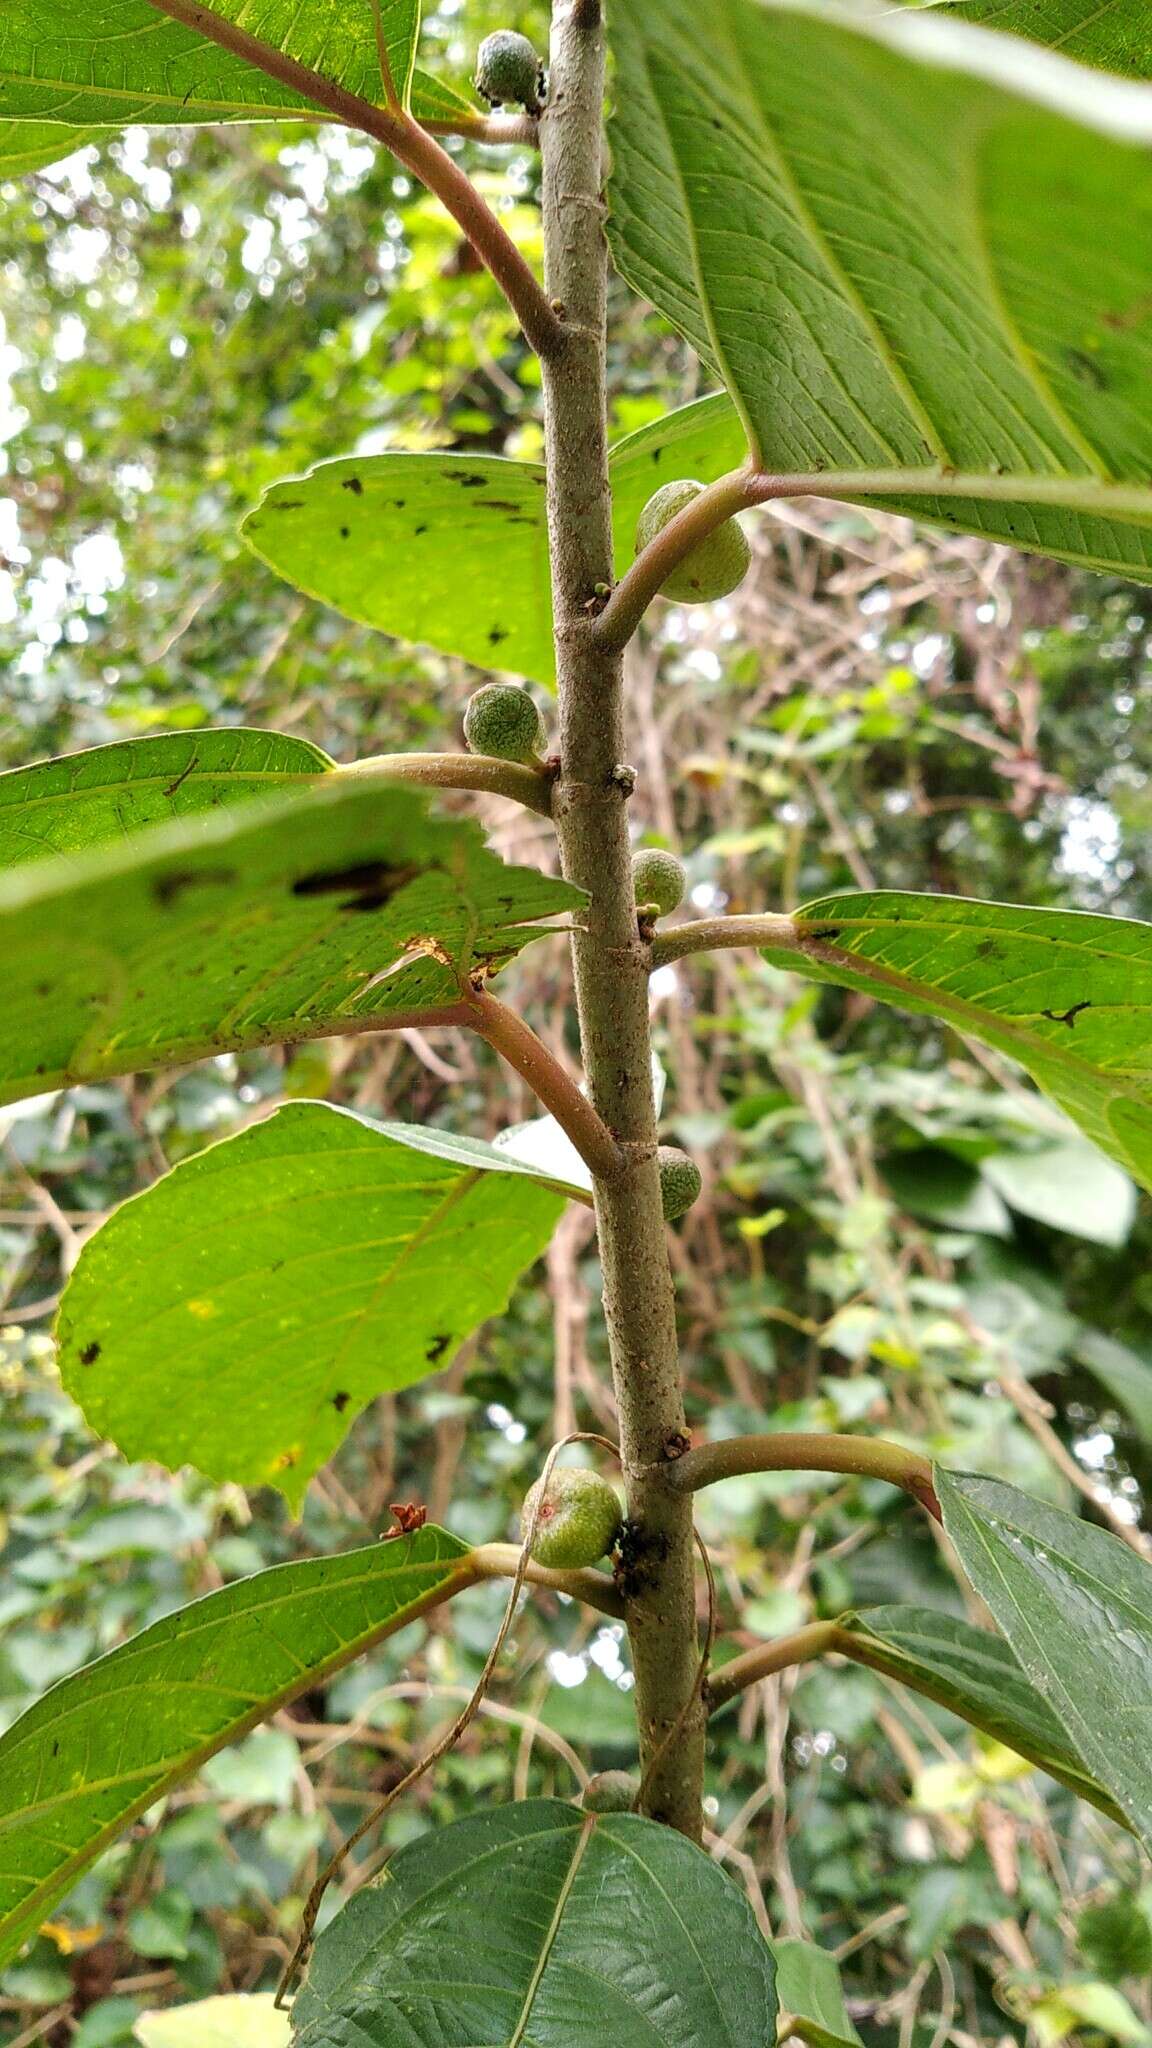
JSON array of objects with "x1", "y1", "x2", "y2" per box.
[
  {"x1": 938, "y1": 1470, "x2": 1152, "y2": 1852},
  {"x1": 771, "y1": 1936, "x2": 863, "y2": 2048},
  {"x1": 606, "y1": 0, "x2": 1152, "y2": 582},
  {"x1": 838, "y1": 1603, "x2": 1122, "y2": 1818},
  {"x1": 291, "y1": 1798, "x2": 778, "y2": 2047},
  {"x1": 0, "y1": 774, "x2": 582, "y2": 1109},
  {"x1": 0, "y1": 0, "x2": 421, "y2": 124},
  {"x1": 0, "y1": 728, "x2": 331, "y2": 867},
  {"x1": 57, "y1": 1104, "x2": 572, "y2": 1503},
  {"x1": 925, "y1": 0, "x2": 1152, "y2": 77},
  {"x1": 765, "y1": 891, "x2": 1152, "y2": 1198},
  {"x1": 0, "y1": 1528, "x2": 471, "y2": 1970},
  {"x1": 0, "y1": 118, "x2": 102, "y2": 174}
]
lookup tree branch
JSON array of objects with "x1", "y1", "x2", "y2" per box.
[
  {"x1": 592, "y1": 465, "x2": 759, "y2": 652},
  {"x1": 706, "y1": 1622, "x2": 839, "y2": 1712},
  {"x1": 463, "y1": 986, "x2": 622, "y2": 1182},
  {"x1": 338, "y1": 751, "x2": 554, "y2": 817},
  {"x1": 422, "y1": 112, "x2": 540, "y2": 146},
  {"x1": 649, "y1": 913, "x2": 799, "y2": 966},
  {"x1": 666, "y1": 1432, "x2": 941, "y2": 1521},
  {"x1": 540, "y1": 0, "x2": 704, "y2": 1836},
  {"x1": 470, "y1": 1541, "x2": 624, "y2": 1617},
  {"x1": 143, "y1": 0, "x2": 565, "y2": 358}
]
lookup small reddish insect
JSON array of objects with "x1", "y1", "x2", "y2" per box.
[{"x1": 382, "y1": 1501, "x2": 427, "y2": 1540}]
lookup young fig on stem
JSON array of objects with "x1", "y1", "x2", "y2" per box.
[
  {"x1": 521, "y1": 1465, "x2": 623, "y2": 1569},
  {"x1": 635, "y1": 479, "x2": 752, "y2": 604},
  {"x1": 463, "y1": 681, "x2": 546, "y2": 765},
  {"x1": 474, "y1": 31, "x2": 546, "y2": 114},
  {"x1": 580, "y1": 1770, "x2": 638, "y2": 1814},
  {"x1": 632, "y1": 847, "x2": 686, "y2": 920},
  {"x1": 657, "y1": 1145, "x2": 703, "y2": 1223}
]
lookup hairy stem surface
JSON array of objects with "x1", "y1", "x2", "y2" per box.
[{"x1": 539, "y1": 0, "x2": 704, "y2": 1835}]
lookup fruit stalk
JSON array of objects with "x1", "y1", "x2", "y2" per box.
[{"x1": 539, "y1": 0, "x2": 705, "y2": 1833}]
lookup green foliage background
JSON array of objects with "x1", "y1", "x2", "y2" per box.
[{"x1": 4, "y1": 3, "x2": 1152, "y2": 2040}]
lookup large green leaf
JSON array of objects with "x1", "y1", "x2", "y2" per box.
[
  {"x1": 938, "y1": 1470, "x2": 1152, "y2": 1851},
  {"x1": 57, "y1": 1105, "x2": 573, "y2": 1503},
  {"x1": 0, "y1": 775, "x2": 581, "y2": 1109},
  {"x1": 241, "y1": 398, "x2": 749, "y2": 685},
  {"x1": 836, "y1": 1604, "x2": 1121, "y2": 1817},
  {"x1": 291, "y1": 1798, "x2": 777, "y2": 2046},
  {"x1": 772, "y1": 1938, "x2": 862, "y2": 2048},
  {"x1": 0, "y1": 120, "x2": 101, "y2": 175},
  {"x1": 0, "y1": 1, "x2": 421, "y2": 124},
  {"x1": 607, "y1": 0, "x2": 1152, "y2": 581},
  {"x1": 759, "y1": 892, "x2": 1152, "y2": 1197},
  {"x1": 930, "y1": 0, "x2": 1152, "y2": 77},
  {"x1": 0, "y1": 1527, "x2": 472, "y2": 1969},
  {"x1": 0, "y1": 728, "x2": 330, "y2": 868}
]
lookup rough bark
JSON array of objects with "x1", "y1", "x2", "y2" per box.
[{"x1": 538, "y1": 0, "x2": 705, "y2": 1834}]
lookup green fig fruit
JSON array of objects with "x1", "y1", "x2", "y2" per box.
[
  {"x1": 463, "y1": 682, "x2": 546, "y2": 764},
  {"x1": 581, "y1": 1770, "x2": 638, "y2": 1814},
  {"x1": 521, "y1": 1465, "x2": 623, "y2": 1569},
  {"x1": 635, "y1": 478, "x2": 752, "y2": 604},
  {"x1": 474, "y1": 30, "x2": 546, "y2": 113},
  {"x1": 657, "y1": 1145, "x2": 703, "y2": 1222},
  {"x1": 632, "y1": 847, "x2": 686, "y2": 919}
]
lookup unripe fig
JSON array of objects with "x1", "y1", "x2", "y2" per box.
[
  {"x1": 581, "y1": 1770, "x2": 638, "y2": 1814},
  {"x1": 657, "y1": 1145, "x2": 702, "y2": 1222},
  {"x1": 635, "y1": 478, "x2": 751, "y2": 604},
  {"x1": 474, "y1": 30, "x2": 546, "y2": 113},
  {"x1": 521, "y1": 1465, "x2": 623, "y2": 1569},
  {"x1": 632, "y1": 847, "x2": 686, "y2": 919},
  {"x1": 463, "y1": 682, "x2": 546, "y2": 764}
]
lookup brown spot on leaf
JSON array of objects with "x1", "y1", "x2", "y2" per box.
[
  {"x1": 80, "y1": 1340, "x2": 101, "y2": 1366},
  {"x1": 426, "y1": 1331, "x2": 452, "y2": 1363},
  {"x1": 153, "y1": 867, "x2": 235, "y2": 908},
  {"x1": 1042, "y1": 1000, "x2": 1092, "y2": 1028},
  {"x1": 445, "y1": 470, "x2": 488, "y2": 487},
  {"x1": 269, "y1": 499, "x2": 304, "y2": 511},
  {"x1": 341, "y1": 476, "x2": 364, "y2": 495},
  {"x1": 291, "y1": 860, "x2": 420, "y2": 912},
  {"x1": 333, "y1": 1390, "x2": 351, "y2": 1412}
]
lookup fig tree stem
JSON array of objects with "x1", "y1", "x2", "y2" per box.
[
  {"x1": 666, "y1": 1432, "x2": 941, "y2": 1521},
  {"x1": 339, "y1": 752, "x2": 554, "y2": 817},
  {"x1": 464, "y1": 988, "x2": 622, "y2": 1182},
  {"x1": 540, "y1": 0, "x2": 705, "y2": 1836},
  {"x1": 143, "y1": 0, "x2": 565, "y2": 359}
]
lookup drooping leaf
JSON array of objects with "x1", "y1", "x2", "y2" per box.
[
  {"x1": 771, "y1": 1937, "x2": 862, "y2": 2048},
  {"x1": 929, "y1": 0, "x2": 1152, "y2": 77},
  {"x1": 135, "y1": 1994, "x2": 291, "y2": 2048},
  {"x1": 980, "y1": 1139, "x2": 1136, "y2": 1246},
  {"x1": 0, "y1": 728, "x2": 330, "y2": 868},
  {"x1": 57, "y1": 1104, "x2": 574, "y2": 1503},
  {"x1": 0, "y1": 774, "x2": 582, "y2": 1109},
  {"x1": 0, "y1": 0, "x2": 422, "y2": 124},
  {"x1": 241, "y1": 398, "x2": 748, "y2": 686},
  {"x1": 607, "y1": 0, "x2": 1152, "y2": 581},
  {"x1": 1077, "y1": 1328, "x2": 1152, "y2": 1439},
  {"x1": 0, "y1": 120, "x2": 101, "y2": 175},
  {"x1": 938, "y1": 1469, "x2": 1152, "y2": 1851},
  {"x1": 835, "y1": 1604, "x2": 1121, "y2": 1818},
  {"x1": 290, "y1": 1798, "x2": 777, "y2": 2047},
  {"x1": 760, "y1": 893, "x2": 1152, "y2": 1198},
  {"x1": 0, "y1": 1528, "x2": 472, "y2": 1970}
]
